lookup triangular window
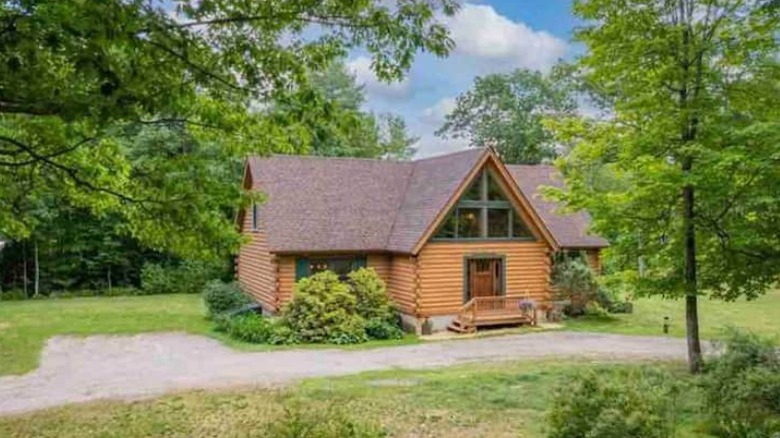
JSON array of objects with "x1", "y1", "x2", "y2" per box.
[{"x1": 434, "y1": 170, "x2": 534, "y2": 240}]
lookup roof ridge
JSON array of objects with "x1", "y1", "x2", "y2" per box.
[
  {"x1": 264, "y1": 154, "x2": 409, "y2": 164},
  {"x1": 248, "y1": 148, "x2": 486, "y2": 164}
]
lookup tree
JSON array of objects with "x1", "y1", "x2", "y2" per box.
[
  {"x1": 277, "y1": 58, "x2": 418, "y2": 159},
  {"x1": 437, "y1": 68, "x2": 576, "y2": 164},
  {"x1": 378, "y1": 113, "x2": 418, "y2": 160},
  {"x1": 549, "y1": 0, "x2": 780, "y2": 372},
  {"x1": 0, "y1": 0, "x2": 457, "y2": 257}
]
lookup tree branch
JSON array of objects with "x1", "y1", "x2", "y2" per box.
[{"x1": 0, "y1": 135, "x2": 149, "y2": 204}]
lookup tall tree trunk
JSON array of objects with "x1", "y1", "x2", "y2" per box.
[
  {"x1": 33, "y1": 239, "x2": 39, "y2": 298},
  {"x1": 678, "y1": 4, "x2": 704, "y2": 373},
  {"x1": 682, "y1": 165, "x2": 702, "y2": 373}
]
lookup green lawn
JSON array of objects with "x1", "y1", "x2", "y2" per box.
[
  {"x1": 0, "y1": 360, "x2": 710, "y2": 438},
  {"x1": 0, "y1": 295, "x2": 419, "y2": 376},
  {"x1": 564, "y1": 288, "x2": 780, "y2": 341}
]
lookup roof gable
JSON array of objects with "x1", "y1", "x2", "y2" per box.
[
  {"x1": 244, "y1": 149, "x2": 607, "y2": 254},
  {"x1": 411, "y1": 151, "x2": 557, "y2": 253}
]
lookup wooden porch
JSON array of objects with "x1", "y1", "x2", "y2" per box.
[{"x1": 447, "y1": 296, "x2": 537, "y2": 334}]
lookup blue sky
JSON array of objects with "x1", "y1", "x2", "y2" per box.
[{"x1": 348, "y1": 1, "x2": 580, "y2": 157}]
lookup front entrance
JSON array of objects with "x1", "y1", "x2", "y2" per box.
[{"x1": 465, "y1": 257, "x2": 504, "y2": 301}]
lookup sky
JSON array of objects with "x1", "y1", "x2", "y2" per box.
[{"x1": 347, "y1": 1, "x2": 581, "y2": 158}]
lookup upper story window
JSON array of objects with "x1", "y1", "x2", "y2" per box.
[
  {"x1": 251, "y1": 202, "x2": 259, "y2": 231},
  {"x1": 433, "y1": 170, "x2": 534, "y2": 241}
]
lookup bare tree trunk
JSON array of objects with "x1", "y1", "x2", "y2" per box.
[
  {"x1": 33, "y1": 239, "x2": 39, "y2": 298},
  {"x1": 107, "y1": 265, "x2": 112, "y2": 292}
]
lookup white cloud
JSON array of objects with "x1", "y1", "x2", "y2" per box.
[
  {"x1": 421, "y1": 97, "x2": 457, "y2": 125},
  {"x1": 414, "y1": 133, "x2": 471, "y2": 158},
  {"x1": 444, "y1": 4, "x2": 567, "y2": 72},
  {"x1": 347, "y1": 56, "x2": 411, "y2": 99}
]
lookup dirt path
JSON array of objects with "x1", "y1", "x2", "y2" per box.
[{"x1": 0, "y1": 331, "x2": 698, "y2": 415}]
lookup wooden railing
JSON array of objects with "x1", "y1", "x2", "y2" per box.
[{"x1": 459, "y1": 296, "x2": 537, "y2": 327}]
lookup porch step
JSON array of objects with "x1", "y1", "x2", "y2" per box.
[{"x1": 447, "y1": 317, "x2": 476, "y2": 334}]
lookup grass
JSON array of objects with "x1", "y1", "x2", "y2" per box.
[
  {"x1": 0, "y1": 295, "x2": 419, "y2": 376},
  {"x1": 0, "y1": 360, "x2": 711, "y2": 438},
  {"x1": 564, "y1": 288, "x2": 780, "y2": 341}
]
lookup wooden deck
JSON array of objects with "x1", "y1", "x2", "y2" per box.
[{"x1": 447, "y1": 296, "x2": 537, "y2": 334}]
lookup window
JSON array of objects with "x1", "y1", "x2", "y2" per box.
[
  {"x1": 487, "y1": 208, "x2": 509, "y2": 237},
  {"x1": 457, "y1": 208, "x2": 482, "y2": 238},
  {"x1": 433, "y1": 170, "x2": 535, "y2": 240},
  {"x1": 295, "y1": 256, "x2": 367, "y2": 281},
  {"x1": 251, "y1": 202, "x2": 259, "y2": 231}
]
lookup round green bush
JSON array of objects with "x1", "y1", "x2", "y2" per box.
[
  {"x1": 203, "y1": 280, "x2": 252, "y2": 317},
  {"x1": 279, "y1": 271, "x2": 361, "y2": 344},
  {"x1": 224, "y1": 313, "x2": 271, "y2": 344}
]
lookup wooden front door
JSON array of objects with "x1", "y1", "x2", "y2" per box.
[{"x1": 466, "y1": 258, "x2": 503, "y2": 301}]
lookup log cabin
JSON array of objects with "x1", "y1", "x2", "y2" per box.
[{"x1": 236, "y1": 148, "x2": 608, "y2": 333}]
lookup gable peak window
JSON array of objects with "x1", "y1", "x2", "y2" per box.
[{"x1": 433, "y1": 170, "x2": 534, "y2": 241}]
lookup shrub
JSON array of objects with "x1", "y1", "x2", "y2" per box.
[
  {"x1": 364, "y1": 318, "x2": 404, "y2": 340},
  {"x1": 279, "y1": 271, "x2": 363, "y2": 344},
  {"x1": 263, "y1": 403, "x2": 386, "y2": 438},
  {"x1": 140, "y1": 260, "x2": 222, "y2": 295},
  {"x1": 552, "y1": 258, "x2": 600, "y2": 316},
  {"x1": 0, "y1": 289, "x2": 27, "y2": 300},
  {"x1": 223, "y1": 313, "x2": 272, "y2": 344},
  {"x1": 347, "y1": 268, "x2": 395, "y2": 322},
  {"x1": 203, "y1": 280, "x2": 252, "y2": 317},
  {"x1": 547, "y1": 367, "x2": 680, "y2": 438},
  {"x1": 700, "y1": 329, "x2": 780, "y2": 438}
]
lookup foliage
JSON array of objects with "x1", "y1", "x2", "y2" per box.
[
  {"x1": 437, "y1": 68, "x2": 576, "y2": 164},
  {"x1": 140, "y1": 260, "x2": 222, "y2": 295},
  {"x1": 0, "y1": 208, "x2": 156, "y2": 294},
  {"x1": 278, "y1": 271, "x2": 368, "y2": 344},
  {"x1": 550, "y1": 0, "x2": 780, "y2": 371},
  {"x1": 1, "y1": 286, "x2": 143, "y2": 300},
  {"x1": 269, "y1": 269, "x2": 402, "y2": 345},
  {"x1": 221, "y1": 313, "x2": 273, "y2": 344},
  {"x1": 699, "y1": 329, "x2": 780, "y2": 437},
  {"x1": 263, "y1": 403, "x2": 387, "y2": 438},
  {"x1": 547, "y1": 367, "x2": 680, "y2": 438},
  {"x1": 0, "y1": 0, "x2": 457, "y2": 258},
  {"x1": 348, "y1": 268, "x2": 396, "y2": 322},
  {"x1": 276, "y1": 58, "x2": 419, "y2": 160},
  {"x1": 551, "y1": 257, "x2": 600, "y2": 316},
  {"x1": 363, "y1": 318, "x2": 404, "y2": 341},
  {"x1": 203, "y1": 281, "x2": 252, "y2": 318}
]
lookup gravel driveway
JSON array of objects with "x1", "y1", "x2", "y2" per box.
[{"x1": 0, "y1": 331, "x2": 697, "y2": 415}]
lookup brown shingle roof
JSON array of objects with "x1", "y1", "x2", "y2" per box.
[
  {"x1": 246, "y1": 149, "x2": 607, "y2": 253},
  {"x1": 506, "y1": 165, "x2": 609, "y2": 249}
]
